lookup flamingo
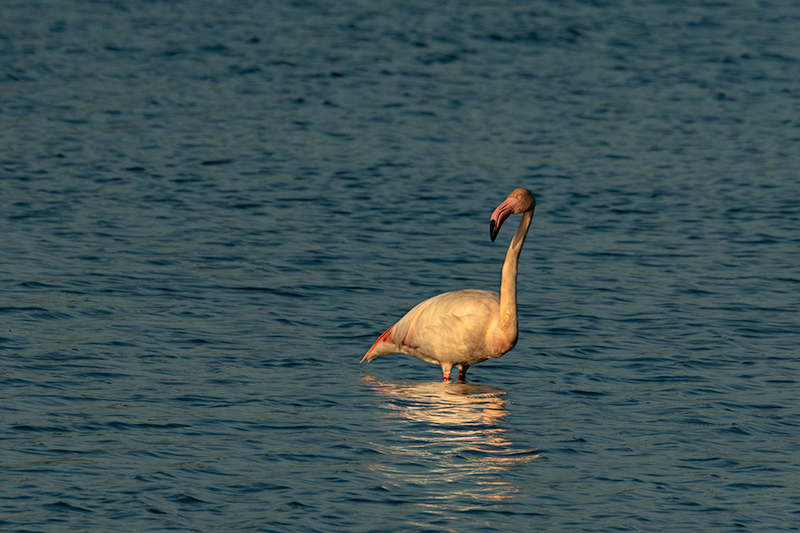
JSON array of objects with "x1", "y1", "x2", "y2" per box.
[{"x1": 361, "y1": 188, "x2": 535, "y2": 382}]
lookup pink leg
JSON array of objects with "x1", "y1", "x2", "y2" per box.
[
  {"x1": 457, "y1": 368, "x2": 467, "y2": 381},
  {"x1": 441, "y1": 364, "x2": 453, "y2": 382}
]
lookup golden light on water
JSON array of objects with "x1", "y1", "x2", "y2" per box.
[{"x1": 362, "y1": 377, "x2": 541, "y2": 506}]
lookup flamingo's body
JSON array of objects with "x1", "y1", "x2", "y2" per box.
[{"x1": 361, "y1": 188, "x2": 535, "y2": 382}]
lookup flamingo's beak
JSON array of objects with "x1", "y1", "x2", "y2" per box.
[{"x1": 489, "y1": 196, "x2": 519, "y2": 242}]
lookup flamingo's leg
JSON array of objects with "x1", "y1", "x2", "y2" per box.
[
  {"x1": 441, "y1": 363, "x2": 453, "y2": 382},
  {"x1": 457, "y1": 365, "x2": 469, "y2": 381}
]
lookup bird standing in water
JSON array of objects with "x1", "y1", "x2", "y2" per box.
[{"x1": 361, "y1": 188, "x2": 535, "y2": 382}]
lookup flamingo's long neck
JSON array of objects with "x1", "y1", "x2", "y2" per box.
[{"x1": 499, "y1": 210, "x2": 533, "y2": 334}]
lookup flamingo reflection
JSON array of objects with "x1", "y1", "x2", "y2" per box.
[{"x1": 361, "y1": 376, "x2": 540, "y2": 504}]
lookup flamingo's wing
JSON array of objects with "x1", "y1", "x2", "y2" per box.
[{"x1": 362, "y1": 289, "x2": 499, "y2": 364}]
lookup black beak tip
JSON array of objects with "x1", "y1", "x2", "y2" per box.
[{"x1": 489, "y1": 220, "x2": 498, "y2": 242}]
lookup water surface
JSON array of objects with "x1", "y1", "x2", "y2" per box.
[{"x1": 2, "y1": 0, "x2": 800, "y2": 531}]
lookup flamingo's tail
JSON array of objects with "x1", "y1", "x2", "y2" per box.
[{"x1": 360, "y1": 325, "x2": 396, "y2": 363}]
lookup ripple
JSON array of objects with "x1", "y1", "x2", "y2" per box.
[{"x1": 2, "y1": 0, "x2": 800, "y2": 531}]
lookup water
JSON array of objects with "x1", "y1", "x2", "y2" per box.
[{"x1": 2, "y1": 0, "x2": 800, "y2": 530}]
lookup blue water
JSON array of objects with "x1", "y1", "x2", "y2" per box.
[{"x1": 2, "y1": 0, "x2": 800, "y2": 531}]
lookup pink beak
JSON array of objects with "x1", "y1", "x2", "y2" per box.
[{"x1": 489, "y1": 196, "x2": 519, "y2": 242}]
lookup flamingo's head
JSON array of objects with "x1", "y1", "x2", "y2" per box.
[{"x1": 489, "y1": 188, "x2": 535, "y2": 242}]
